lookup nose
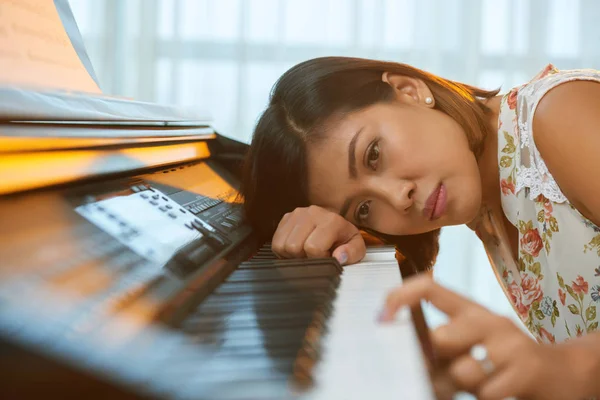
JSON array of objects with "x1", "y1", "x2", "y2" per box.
[{"x1": 382, "y1": 180, "x2": 416, "y2": 212}]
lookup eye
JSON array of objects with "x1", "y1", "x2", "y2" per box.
[
  {"x1": 355, "y1": 200, "x2": 371, "y2": 223},
  {"x1": 366, "y1": 140, "x2": 380, "y2": 171}
]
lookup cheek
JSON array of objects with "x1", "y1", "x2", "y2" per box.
[
  {"x1": 450, "y1": 169, "x2": 482, "y2": 222},
  {"x1": 372, "y1": 214, "x2": 404, "y2": 235},
  {"x1": 372, "y1": 203, "x2": 422, "y2": 236},
  {"x1": 393, "y1": 115, "x2": 457, "y2": 162}
]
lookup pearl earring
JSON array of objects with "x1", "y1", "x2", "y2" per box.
[{"x1": 425, "y1": 97, "x2": 433, "y2": 105}]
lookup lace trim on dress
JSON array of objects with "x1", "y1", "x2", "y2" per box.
[{"x1": 515, "y1": 70, "x2": 600, "y2": 203}]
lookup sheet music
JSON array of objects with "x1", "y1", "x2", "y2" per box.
[{"x1": 0, "y1": 0, "x2": 101, "y2": 93}]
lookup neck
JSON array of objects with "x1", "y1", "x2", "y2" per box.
[{"x1": 475, "y1": 95, "x2": 503, "y2": 217}]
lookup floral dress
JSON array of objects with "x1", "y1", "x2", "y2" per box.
[{"x1": 475, "y1": 65, "x2": 600, "y2": 344}]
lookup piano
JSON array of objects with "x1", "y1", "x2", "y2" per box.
[{"x1": 0, "y1": 1, "x2": 438, "y2": 399}]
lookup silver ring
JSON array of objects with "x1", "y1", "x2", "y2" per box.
[{"x1": 470, "y1": 344, "x2": 495, "y2": 375}]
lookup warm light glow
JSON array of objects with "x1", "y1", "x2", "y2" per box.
[
  {"x1": 0, "y1": 134, "x2": 215, "y2": 152},
  {"x1": 0, "y1": 141, "x2": 212, "y2": 195}
]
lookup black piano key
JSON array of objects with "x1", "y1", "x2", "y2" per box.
[
  {"x1": 194, "y1": 297, "x2": 334, "y2": 318},
  {"x1": 187, "y1": 329, "x2": 309, "y2": 350},
  {"x1": 182, "y1": 310, "x2": 324, "y2": 332},
  {"x1": 162, "y1": 351, "x2": 295, "y2": 380},
  {"x1": 239, "y1": 258, "x2": 342, "y2": 273},
  {"x1": 190, "y1": 299, "x2": 330, "y2": 316},
  {"x1": 164, "y1": 240, "x2": 343, "y2": 393},
  {"x1": 200, "y1": 356, "x2": 299, "y2": 373},
  {"x1": 198, "y1": 291, "x2": 331, "y2": 308},
  {"x1": 251, "y1": 255, "x2": 276, "y2": 259},
  {"x1": 181, "y1": 307, "x2": 327, "y2": 347},
  {"x1": 167, "y1": 337, "x2": 320, "y2": 376},
  {"x1": 214, "y1": 277, "x2": 338, "y2": 296},
  {"x1": 185, "y1": 306, "x2": 318, "y2": 323},
  {"x1": 251, "y1": 250, "x2": 277, "y2": 256},
  {"x1": 188, "y1": 379, "x2": 292, "y2": 400},
  {"x1": 195, "y1": 344, "x2": 306, "y2": 359},
  {"x1": 226, "y1": 265, "x2": 340, "y2": 283}
]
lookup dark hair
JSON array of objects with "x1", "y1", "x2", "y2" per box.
[{"x1": 241, "y1": 57, "x2": 498, "y2": 272}]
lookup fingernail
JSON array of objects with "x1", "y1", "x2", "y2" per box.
[
  {"x1": 377, "y1": 308, "x2": 390, "y2": 323},
  {"x1": 336, "y1": 252, "x2": 348, "y2": 265}
]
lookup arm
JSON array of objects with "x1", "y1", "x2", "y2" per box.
[
  {"x1": 509, "y1": 81, "x2": 600, "y2": 395},
  {"x1": 561, "y1": 331, "x2": 600, "y2": 396},
  {"x1": 532, "y1": 80, "x2": 600, "y2": 226}
]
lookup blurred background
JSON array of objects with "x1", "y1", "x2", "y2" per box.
[{"x1": 68, "y1": 0, "x2": 600, "y2": 328}]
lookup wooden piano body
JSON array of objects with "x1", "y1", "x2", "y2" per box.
[{"x1": 0, "y1": 1, "x2": 437, "y2": 398}]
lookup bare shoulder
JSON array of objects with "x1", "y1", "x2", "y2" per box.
[{"x1": 532, "y1": 79, "x2": 600, "y2": 225}]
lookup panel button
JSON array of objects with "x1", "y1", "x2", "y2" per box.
[
  {"x1": 192, "y1": 219, "x2": 217, "y2": 233},
  {"x1": 206, "y1": 233, "x2": 228, "y2": 248},
  {"x1": 187, "y1": 244, "x2": 215, "y2": 265},
  {"x1": 220, "y1": 221, "x2": 234, "y2": 231},
  {"x1": 225, "y1": 216, "x2": 240, "y2": 226}
]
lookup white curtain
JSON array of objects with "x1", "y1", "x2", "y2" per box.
[{"x1": 69, "y1": 0, "x2": 600, "y2": 329}]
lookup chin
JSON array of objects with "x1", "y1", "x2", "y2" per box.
[{"x1": 458, "y1": 196, "x2": 483, "y2": 225}]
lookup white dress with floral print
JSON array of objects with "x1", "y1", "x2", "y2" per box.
[{"x1": 477, "y1": 65, "x2": 600, "y2": 344}]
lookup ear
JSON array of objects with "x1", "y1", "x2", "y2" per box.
[{"x1": 381, "y1": 72, "x2": 435, "y2": 107}]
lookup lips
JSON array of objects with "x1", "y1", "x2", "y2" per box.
[{"x1": 423, "y1": 183, "x2": 447, "y2": 220}]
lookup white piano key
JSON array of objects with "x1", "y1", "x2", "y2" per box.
[{"x1": 301, "y1": 246, "x2": 435, "y2": 400}]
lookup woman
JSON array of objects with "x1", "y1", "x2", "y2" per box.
[{"x1": 240, "y1": 57, "x2": 600, "y2": 399}]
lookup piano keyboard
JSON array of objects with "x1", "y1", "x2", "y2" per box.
[
  {"x1": 304, "y1": 246, "x2": 435, "y2": 400},
  {"x1": 166, "y1": 245, "x2": 436, "y2": 399},
  {"x1": 0, "y1": 163, "x2": 436, "y2": 399},
  {"x1": 0, "y1": 245, "x2": 436, "y2": 400}
]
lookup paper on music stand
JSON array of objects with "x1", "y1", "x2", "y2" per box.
[{"x1": 0, "y1": 0, "x2": 101, "y2": 94}]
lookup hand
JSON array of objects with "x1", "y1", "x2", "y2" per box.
[
  {"x1": 380, "y1": 274, "x2": 593, "y2": 400},
  {"x1": 271, "y1": 205, "x2": 366, "y2": 265}
]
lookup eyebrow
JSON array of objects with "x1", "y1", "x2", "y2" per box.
[
  {"x1": 339, "y1": 127, "x2": 364, "y2": 219},
  {"x1": 339, "y1": 198, "x2": 352, "y2": 220},
  {"x1": 347, "y1": 127, "x2": 363, "y2": 180}
]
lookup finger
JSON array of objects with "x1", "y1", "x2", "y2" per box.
[
  {"x1": 302, "y1": 223, "x2": 344, "y2": 259},
  {"x1": 302, "y1": 221, "x2": 365, "y2": 264},
  {"x1": 432, "y1": 312, "x2": 497, "y2": 359},
  {"x1": 283, "y1": 221, "x2": 317, "y2": 258},
  {"x1": 271, "y1": 212, "x2": 295, "y2": 258},
  {"x1": 477, "y1": 367, "x2": 523, "y2": 400},
  {"x1": 302, "y1": 228, "x2": 332, "y2": 259},
  {"x1": 447, "y1": 352, "x2": 491, "y2": 392},
  {"x1": 381, "y1": 274, "x2": 484, "y2": 321},
  {"x1": 331, "y1": 232, "x2": 366, "y2": 265},
  {"x1": 430, "y1": 367, "x2": 458, "y2": 400}
]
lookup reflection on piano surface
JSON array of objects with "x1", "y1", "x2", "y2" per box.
[
  {"x1": 0, "y1": 1, "x2": 437, "y2": 399},
  {"x1": 0, "y1": 161, "x2": 436, "y2": 399}
]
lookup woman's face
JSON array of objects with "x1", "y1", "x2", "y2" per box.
[{"x1": 306, "y1": 80, "x2": 482, "y2": 236}]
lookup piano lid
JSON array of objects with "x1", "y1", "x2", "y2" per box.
[{"x1": 0, "y1": 0, "x2": 211, "y2": 125}]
